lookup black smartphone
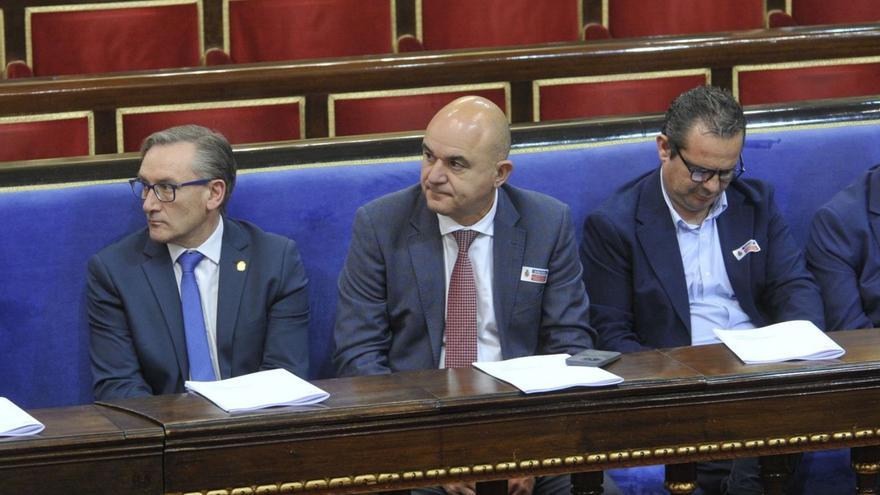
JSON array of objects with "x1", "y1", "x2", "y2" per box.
[{"x1": 565, "y1": 349, "x2": 622, "y2": 368}]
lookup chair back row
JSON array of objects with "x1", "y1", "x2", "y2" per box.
[{"x1": 3, "y1": 0, "x2": 879, "y2": 77}]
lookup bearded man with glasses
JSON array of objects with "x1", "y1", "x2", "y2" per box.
[
  {"x1": 88, "y1": 125, "x2": 309, "y2": 401},
  {"x1": 580, "y1": 86, "x2": 823, "y2": 494}
]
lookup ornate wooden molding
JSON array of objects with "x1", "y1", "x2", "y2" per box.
[{"x1": 169, "y1": 427, "x2": 880, "y2": 495}]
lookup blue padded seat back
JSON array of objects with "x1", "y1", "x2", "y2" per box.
[{"x1": 2, "y1": 121, "x2": 880, "y2": 409}]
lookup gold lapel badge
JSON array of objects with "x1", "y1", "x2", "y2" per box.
[{"x1": 236, "y1": 260, "x2": 247, "y2": 272}]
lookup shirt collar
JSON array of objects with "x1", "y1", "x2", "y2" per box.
[
  {"x1": 437, "y1": 189, "x2": 498, "y2": 237},
  {"x1": 660, "y1": 172, "x2": 728, "y2": 230},
  {"x1": 168, "y1": 217, "x2": 224, "y2": 265}
]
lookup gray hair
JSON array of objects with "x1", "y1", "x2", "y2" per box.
[
  {"x1": 661, "y1": 86, "x2": 746, "y2": 157},
  {"x1": 140, "y1": 125, "x2": 236, "y2": 209}
]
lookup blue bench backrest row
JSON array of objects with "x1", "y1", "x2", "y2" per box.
[{"x1": 1, "y1": 119, "x2": 879, "y2": 409}]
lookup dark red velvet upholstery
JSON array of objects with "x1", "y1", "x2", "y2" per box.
[
  {"x1": 536, "y1": 72, "x2": 709, "y2": 120},
  {"x1": 5, "y1": 61, "x2": 33, "y2": 79},
  {"x1": 118, "y1": 100, "x2": 304, "y2": 152},
  {"x1": 607, "y1": 0, "x2": 765, "y2": 38},
  {"x1": 0, "y1": 113, "x2": 93, "y2": 162},
  {"x1": 419, "y1": 0, "x2": 581, "y2": 50},
  {"x1": 27, "y1": 1, "x2": 202, "y2": 76},
  {"x1": 735, "y1": 59, "x2": 880, "y2": 106},
  {"x1": 789, "y1": 0, "x2": 880, "y2": 25},
  {"x1": 226, "y1": 0, "x2": 394, "y2": 63},
  {"x1": 329, "y1": 86, "x2": 508, "y2": 136}
]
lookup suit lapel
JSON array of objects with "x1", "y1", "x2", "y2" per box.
[
  {"x1": 635, "y1": 170, "x2": 691, "y2": 333},
  {"x1": 216, "y1": 218, "x2": 249, "y2": 379},
  {"x1": 408, "y1": 195, "x2": 446, "y2": 367},
  {"x1": 492, "y1": 187, "x2": 525, "y2": 356},
  {"x1": 718, "y1": 187, "x2": 756, "y2": 317},
  {"x1": 141, "y1": 239, "x2": 188, "y2": 380}
]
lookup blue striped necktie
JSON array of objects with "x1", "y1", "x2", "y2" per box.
[{"x1": 178, "y1": 251, "x2": 216, "y2": 381}]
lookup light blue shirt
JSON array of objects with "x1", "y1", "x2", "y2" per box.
[{"x1": 660, "y1": 179, "x2": 754, "y2": 345}]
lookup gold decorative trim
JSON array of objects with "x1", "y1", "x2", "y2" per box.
[
  {"x1": 115, "y1": 96, "x2": 306, "y2": 153},
  {"x1": 414, "y1": 0, "x2": 423, "y2": 43},
  {"x1": 532, "y1": 68, "x2": 712, "y2": 121},
  {"x1": 0, "y1": 111, "x2": 95, "y2": 156},
  {"x1": 0, "y1": 9, "x2": 5, "y2": 78},
  {"x1": 853, "y1": 462, "x2": 880, "y2": 474},
  {"x1": 601, "y1": 0, "x2": 608, "y2": 28},
  {"x1": 732, "y1": 55, "x2": 880, "y2": 100},
  {"x1": 390, "y1": 0, "x2": 399, "y2": 52},
  {"x1": 785, "y1": 0, "x2": 792, "y2": 16},
  {"x1": 163, "y1": 427, "x2": 880, "y2": 495},
  {"x1": 666, "y1": 481, "x2": 698, "y2": 494},
  {"x1": 327, "y1": 82, "x2": 511, "y2": 137},
  {"x1": 472, "y1": 464, "x2": 492, "y2": 474},
  {"x1": 698, "y1": 444, "x2": 720, "y2": 453},
  {"x1": 221, "y1": 0, "x2": 230, "y2": 55},
  {"x1": 26, "y1": 0, "x2": 204, "y2": 71},
  {"x1": 577, "y1": 0, "x2": 585, "y2": 40}
]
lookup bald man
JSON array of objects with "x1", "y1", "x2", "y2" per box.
[{"x1": 333, "y1": 97, "x2": 602, "y2": 494}]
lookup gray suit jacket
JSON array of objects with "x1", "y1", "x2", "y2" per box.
[
  {"x1": 88, "y1": 217, "x2": 310, "y2": 400},
  {"x1": 333, "y1": 184, "x2": 595, "y2": 376}
]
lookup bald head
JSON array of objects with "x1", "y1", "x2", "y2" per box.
[
  {"x1": 420, "y1": 96, "x2": 514, "y2": 226},
  {"x1": 427, "y1": 96, "x2": 511, "y2": 163}
]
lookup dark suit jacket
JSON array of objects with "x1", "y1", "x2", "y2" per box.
[
  {"x1": 333, "y1": 184, "x2": 595, "y2": 376},
  {"x1": 806, "y1": 164, "x2": 880, "y2": 331},
  {"x1": 88, "y1": 217, "x2": 309, "y2": 400},
  {"x1": 580, "y1": 168, "x2": 824, "y2": 353}
]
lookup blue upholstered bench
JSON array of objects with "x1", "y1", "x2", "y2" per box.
[{"x1": 1, "y1": 117, "x2": 879, "y2": 494}]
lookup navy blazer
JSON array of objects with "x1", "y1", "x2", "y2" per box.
[
  {"x1": 580, "y1": 168, "x2": 824, "y2": 353},
  {"x1": 806, "y1": 164, "x2": 880, "y2": 331},
  {"x1": 88, "y1": 217, "x2": 310, "y2": 400},
  {"x1": 333, "y1": 184, "x2": 595, "y2": 376}
]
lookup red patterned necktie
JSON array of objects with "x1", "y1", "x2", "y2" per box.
[{"x1": 445, "y1": 229, "x2": 479, "y2": 368}]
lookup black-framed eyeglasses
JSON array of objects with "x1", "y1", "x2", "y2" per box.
[
  {"x1": 129, "y1": 178, "x2": 212, "y2": 203},
  {"x1": 673, "y1": 145, "x2": 745, "y2": 184}
]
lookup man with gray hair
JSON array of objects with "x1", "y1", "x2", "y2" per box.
[
  {"x1": 580, "y1": 86, "x2": 823, "y2": 493},
  {"x1": 88, "y1": 125, "x2": 309, "y2": 400}
]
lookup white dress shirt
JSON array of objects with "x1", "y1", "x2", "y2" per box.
[
  {"x1": 167, "y1": 218, "x2": 224, "y2": 379},
  {"x1": 660, "y1": 179, "x2": 754, "y2": 346},
  {"x1": 437, "y1": 189, "x2": 502, "y2": 366}
]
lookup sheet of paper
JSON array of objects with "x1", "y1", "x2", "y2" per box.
[
  {"x1": 185, "y1": 368, "x2": 329, "y2": 413},
  {"x1": 713, "y1": 320, "x2": 845, "y2": 364},
  {"x1": 473, "y1": 354, "x2": 623, "y2": 394},
  {"x1": 0, "y1": 397, "x2": 45, "y2": 437}
]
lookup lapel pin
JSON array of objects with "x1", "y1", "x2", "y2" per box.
[
  {"x1": 732, "y1": 239, "x2": 761, "y2": 261},
  {"x1": 236, "y1": 260, "x2": 247, "y2": 272}
]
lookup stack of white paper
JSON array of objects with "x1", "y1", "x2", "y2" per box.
[
  {"x1": 0, "y1": 397, "x2": 45, "y2": 437},
  {"x1": 185, "y1": 368, "x2": 330, "y2": 413},
  {"x1": 473, "y1": 354, "x2": 624, "y2": 394},
  {"x1": 713, "y1": 320, "x2": 845, "y2": 364}
]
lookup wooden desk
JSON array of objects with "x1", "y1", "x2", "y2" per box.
[
  {"x1": 4, "y1": 330, "x2": 879, "y2": 494},
  {"x1": 0, "y1": 404, "x2": 164, "y2": 494},
  {"x1": 94, "y1": 329, "x2": 880, "y2": 495}
]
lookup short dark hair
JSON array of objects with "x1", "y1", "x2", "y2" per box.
[
  {"x1": 661, "y1": 86, "x2": 746, "y2": 157},
  {"x1": 140, "y1": 125, "x2": 236, "y2": 209}
]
